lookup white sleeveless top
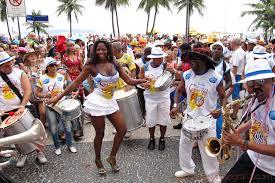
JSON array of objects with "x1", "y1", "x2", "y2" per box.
[
  {"x1": 144, "y1": 62, "x2": 170, "y2": 103},
  {"x1": 0, "y1": 68, "x2": 25, "y2": 112},
  {"x1": 247, "y1": 92, "x2": 275, "y2": 176},
  {"x1": 183, "y1": 69, "x2": 222, "y2": 118}
]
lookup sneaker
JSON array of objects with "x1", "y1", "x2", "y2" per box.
[
  {"x1": 148, "y1": 138, "x2": 155, "y2": 150},
  {"x1": 55, "y1": 148, "x2": 61, "y2": 155},
  {"x1": 124, "y1": 131, "x2": 131, "y2": 138},
  {"x1": 158, "y1": 137, "x2": 165, "y2": 151},
  {"x1": 175, "y1": 170, "x2": 195, "y2": 178},
  {"x1": 173, "y1": 123, "x2": 182, "y2": 129},
  {"x1": 68, "y1": 146, "x2": 77, "y2": 153},
  {"x1": 37, "y1": 152, "x2": 47, "y2": 164},
  {"x1": 16, "y1": 155, "x2": 27, "y2": 168}
]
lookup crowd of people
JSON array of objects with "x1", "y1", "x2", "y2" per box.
[{"x1": 0, "y1": 31, "x2": 274, "y2": 183}]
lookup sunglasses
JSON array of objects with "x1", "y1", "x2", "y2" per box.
[{"x1": 246, "y1": 79, "x2": 266, "y2": 87}]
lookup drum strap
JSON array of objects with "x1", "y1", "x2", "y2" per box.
[{"x1": 0, "y1": 71, "x2": 23, "y2": 101}]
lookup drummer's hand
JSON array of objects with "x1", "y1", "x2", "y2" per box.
[
  {"x1": 166, "y1": 65, "x2": 176, "y2": 74},
  {"x1": 211, "y1": 109, "x2": 221, "y2": 119},
  {"x1": 71, "y1": 91, "x2": 79, "y2": 98},
  {"x1": 15, "y1": 106, "x2": 25, "y2": 116},
  {"x1": 47, "y1": 96, "x2": 59, "y2": 106},
  {"x1": 124, "y1": 85, "x2": 134, "y2": 92},
  {"x1": 142, "y1": 81, "x2": 151, "y2": 89},
  {"x1": 172, "y1": 80, "x2": 180, "y2": 87},
  {"x1": 170, "y1": 107, "x2": 178, "y2": 119}
]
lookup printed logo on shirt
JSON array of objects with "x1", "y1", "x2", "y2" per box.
[
  {"x1": 189, "y1": 84, "x2": 208, "y2": 110},
  {"x1": 2, "y1": 84, "x2": 16, "y2": 100},
  {"x1": 43, "y1": 78, "x2": 50, "y2": 84},
  {"x1": 57, "y1": 77, "x2": 63, "y2": 82},
  {"x1": 185, "y1": 73, "x2": 191, "y2": 80},
  {"x1": 269, "y1": 111, "x2": 275, "y2": 120},
  {"x1": 249, "y1": 120, "x2": 268, "y2": 144},
  {"x1": 209, "y1": 76, "x2": 217, "y2": 83}
]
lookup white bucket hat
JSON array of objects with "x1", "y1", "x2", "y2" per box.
[
  {"x1": 252, "y1": 45, "x2": 270, "y2": 59},
  {"x1": 147, "y1": 47, "x2": 167, "y2": 59},
  {"x1": 0, "y1": 51, "x2": 15, "y2": 65},
  {"x1": 239, "y1": 58, "x2": 275, "y2": 83},
  {"x1": 45, "y1": 57, "x2": 58, "y2": 68},
  {"x1": 210, "y1": 41, "x2": 225, "y2": 54}
]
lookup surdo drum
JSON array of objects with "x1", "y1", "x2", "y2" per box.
[
  {"x1": 114, "y1": 89, "x2": 144, "y2": 131},
  {"x1": 0, "y1": 109, "x2": 44, "y2": 155}
]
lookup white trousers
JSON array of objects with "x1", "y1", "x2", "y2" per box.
[{"x1": 179, "y1": 126, "x2": 221, "y2": 183}]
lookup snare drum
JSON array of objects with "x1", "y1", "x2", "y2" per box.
[
  {"x1": 114, "y1": 89, "x2": 144, "y2": 131},
  {"x1": 154, "y1": 71, "x2": 174, "y2": 91},
  {"x1": 55, "y1": 98, "x2": 82, "y2": 121},
  {"x1": 0, "y1": 109, "x2": 37, "y2": 155},
  {"x1": 182, "y1": 116, "x2": 212, "y2": 140}
]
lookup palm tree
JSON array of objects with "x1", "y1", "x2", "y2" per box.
[
  {"x1": 57, "y1": 0, "x2": 84, "y2": 37},
  {"x1": 25, "y1": 10, "x2": 50, "y2": 38},
  {"x1": 241, "y1": 0, "x2": 275, "y2": 42},
  {"x1": 0, "y1": 0, "x2": 12, "y2": 41},
  {"x1": 149, "y1": 0, "x2": 173, "y2": 35},
  {"x1": 175, "y1": 0, "x2": 205, "y2": 41},
  {"x1": 137, "y1": 0, "x2": 154, "y2": 34},
  {"x1": 115, "y1": 0, "x2": 129, "y2": 37},
  {"x1": 96, "y1": 0, "x2": 128, "y2": 37},
  {"x1": 95, "y1": 0, "x2": 116, "y2": 37}
]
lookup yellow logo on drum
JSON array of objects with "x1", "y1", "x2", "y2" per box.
[
  {"x1": 189, "y1": 89, "x2": 206, "y2": 110},
  {"x1": 2, "y1": 84, "x2": 16, "y2": 100}
]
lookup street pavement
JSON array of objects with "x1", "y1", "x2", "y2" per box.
[{"x1": 2, "y1": 117, "x2": 238, "y2": 183}]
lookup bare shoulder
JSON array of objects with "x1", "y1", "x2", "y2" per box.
[{"x1": 83, "y1": 63, "x2": 96, "y2": 76}]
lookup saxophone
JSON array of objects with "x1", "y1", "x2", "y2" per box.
[{"x1": 205, "y1": 94, "x2": 255, "y2": 163}]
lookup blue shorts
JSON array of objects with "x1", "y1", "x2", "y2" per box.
[
  {"x1": 170, "y1": 90, "x2": 185, "y2": 103},
  {"x1": 232, "y1": 75, "x2": 242, "y2": 100}
]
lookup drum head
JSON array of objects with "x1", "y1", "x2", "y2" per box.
[
  {"x1": 1, "y1": 109, "x2": 28, "y2": 128},
  {"x1": 57, "y1": 99, "x2": 80, "y2": 111},
  {"x1": 183, "y1": 116, "x2": 212, "y2": 131},
  {"x1": 114, "y1": 89, "x2": 137, "y2": 100},
  {"x1": 154, "y1": 71, "x2": 172, "y2": 88}
]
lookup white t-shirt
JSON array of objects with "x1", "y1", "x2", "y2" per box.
[
  {"x1": 247, "y1": 92, "x2": 275, "y2": 176},
  {"x1": 215, "y1": 60, "x2": 231, "y2": 76},
  {"x1": 0, "y1": 68, "x2": 25, "y2": 112},
  {"x1": 37, "y1": 73, "x2": 65, "y2": 98},
  {"x1": 143, "y1": 62, "x2": 170, "y2": 103},
  {"x1": 183, "y1": 69, "x2": 222, "y2": 118},
  {"x1": 230, "y1": 47, "x2": 246, "y2": 75}
]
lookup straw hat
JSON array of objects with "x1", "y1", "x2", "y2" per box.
[{"x1": 252, "y1": 45, "x2": 270, "y2": 59}]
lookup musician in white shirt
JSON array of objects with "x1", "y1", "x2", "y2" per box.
[
  {"x1": 171, "y1": 48, "x2": 226, "y2": 183},
  {"x1": 222, "y1": 59, "x2": 275, "y2": 183}
]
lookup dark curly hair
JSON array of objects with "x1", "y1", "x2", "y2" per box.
[{"x1": 90, "y1": 39, "x2": 114, "y2": 65}]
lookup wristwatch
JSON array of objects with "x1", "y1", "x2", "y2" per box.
[
  {"x1": 173, "y1": 103, "x2": 178, "y2": 108},
  {"x1": 242, "y1": 139, "x2": 249, "y2": 151}
]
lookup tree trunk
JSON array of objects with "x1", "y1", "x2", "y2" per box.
[
  {"x1": 114, "y1": 6, "x2": 120, "y2": 38},
  {"x1": 69, "y1": 12, "x2": 72, "y2": 37},
  {"x1": 150, "y1": 5, "x2": 158, "y2": 36},
  {"x1": 111, "y1": 9, "x2": 116, "y2": 37},
  {"x1": 146, "y1": 10, "x2": 150, "y2": 35},
  {"x1": 185, "y1": 0, "x2": 190, "y2": 42},
  {"x1": 17, "y1": 17, "x2": 21, "y2": 40},
  {"x1": 33, "y1": 21, "x2": 36, "y2": 33},
  {"x1": 5, "y1": 15, "x2": 12, "y2": 41}
]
